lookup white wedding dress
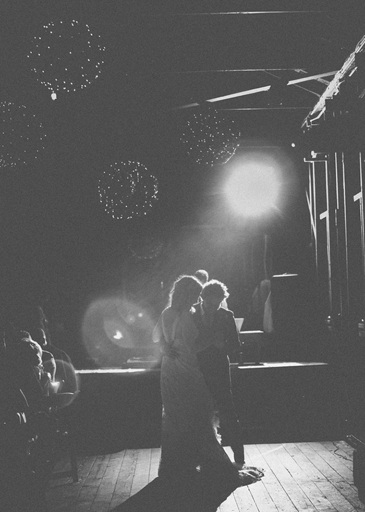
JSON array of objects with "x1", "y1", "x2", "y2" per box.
[
  {"x1": 113, "y1": 308, "x2": 263, "y2": 511},
  {"x1": 158, "y1": 307, "x2": 256, "y2": 489}
]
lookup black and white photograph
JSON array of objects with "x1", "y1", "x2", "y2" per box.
[{"x1": 1, "y1": 1, "x2": 365, "y2": 511}]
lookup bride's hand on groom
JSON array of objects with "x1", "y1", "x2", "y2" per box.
[{"x1": 161, "y1": 342, "x2": 179, "y2": 359}]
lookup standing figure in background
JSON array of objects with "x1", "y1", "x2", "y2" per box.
[
  {"x1": 194, "y1": 269, "x2": 209, "y2": 285},
  {"x1": 192, "y1": 279, "x2": 245, "y2": 468},
  {"x1": 194, "y1": 269, "x2": 228, "y2": 309}
]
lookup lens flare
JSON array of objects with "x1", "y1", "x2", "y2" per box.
[
  {"x1": 81, "y1": 295, "x2": 159, "y2": 367},
  {"x1": 54, "y1": 359, "x2": 80, "y2": 396}
]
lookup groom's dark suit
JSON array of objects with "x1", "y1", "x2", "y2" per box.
[{"x1": 192, "y1": 303, "x2": 245, "y2": 465}]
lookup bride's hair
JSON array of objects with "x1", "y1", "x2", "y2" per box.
[{"x1": 169, "y1": 275, "x2": 202, "y2": 311}]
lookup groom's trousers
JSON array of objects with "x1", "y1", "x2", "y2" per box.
[{"x1": 198, "y1": 347, "x2": 245, "y2": 465}]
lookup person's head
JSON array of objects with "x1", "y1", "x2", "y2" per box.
[
  {"x1": 9, "y1": 332, "x2": 43, "y2": 368},
  {"x1": 201, "y1": 279, "x2": 229, "y2": 312},
  {"x1": 17, "y1": 330, "x2": 31, "y2": 340},
  {"x1": 169, "y1": 275, "x2": 203, "y2": 311},
  {"x1": 194, "y1": 269, "x2": 209, "y2": 284},
  {"x1": 31, "y1": 327, "x2": 48, "y2": 348}
]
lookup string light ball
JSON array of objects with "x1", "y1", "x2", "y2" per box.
[
  {"x1": 180, "y1": 106, "x2": 240, "y2": 166},
  {"x1": 128, "y1": 235, "x2": 164, "y2": 261},
  {"x1": 0, "y1": 101, "x2": 46, "y2": 168},
  {"x1": 27, "y1": 19, "x2": 106, "y2": 99},
  {"x1": 98, "y1": 161, "x2": 159, "y2": 220}
]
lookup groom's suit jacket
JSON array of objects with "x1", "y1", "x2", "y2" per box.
[
  {"x1": 192, "y1": 303, "x2": 240, "y2": 356},
  {"x1": 192, "y1": 303, "x2": 240, "y2": 388}
]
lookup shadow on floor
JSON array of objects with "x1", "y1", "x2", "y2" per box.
[{"x1": 111, "y1": 471, "x2": 240, "y2": 512}]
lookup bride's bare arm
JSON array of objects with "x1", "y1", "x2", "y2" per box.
[{"x1": 153, "y1": 312, "x2": 178, "y2": 358}]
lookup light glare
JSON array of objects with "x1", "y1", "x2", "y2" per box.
[
  {"x1": 81, "y1": 296, "x2": 160, "y2": 367},
  {"x1": 225, "y1": 162, "x2": 280, "y2": 217}
]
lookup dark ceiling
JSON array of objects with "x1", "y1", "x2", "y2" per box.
[
  {"x1": 2, "y1": 1, "x2": 365, "y2": 119},
  {"x1": 1, "y1": 0, "x2": 365, "y2": 313}
]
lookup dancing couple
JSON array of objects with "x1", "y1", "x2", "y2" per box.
[
  {"x1": 155, "y1": 275, "x2": 263, "y2": 509},
  {"x1": 116, "y1": 274, "x2": 263, "y2": 511}
]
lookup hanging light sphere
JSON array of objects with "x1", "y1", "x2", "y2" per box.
[
  {"x1": 128, "y1": 234, "x2": 164, "y2": 261},
  {"x1": 27, "y1": 19, "x2": 106, "y2": 98},
  {"x1": 98, "y1": 161, "x2": 159, "y2": 220},
  {"x1": 180, "y1": 106, "x2": 240, "y2": 166},
  {"x1": 0, "y1": 101, "x2": 46, "y2": 168}
]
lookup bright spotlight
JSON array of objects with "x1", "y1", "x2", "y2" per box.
[{"x1": 225, "y1": 161, "x2": 281, "y2": 217}]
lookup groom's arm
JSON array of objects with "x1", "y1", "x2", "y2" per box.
[{"x1": 223, "y1": 310, "x2": 241, "y2": 362}]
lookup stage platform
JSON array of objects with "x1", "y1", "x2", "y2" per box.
[{"x1": 71, "y1": 362, "x2": 342, "y2": 454}]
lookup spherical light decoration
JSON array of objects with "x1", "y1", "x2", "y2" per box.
[
  {"x1": 27, "y1": 19, "x2": 106, "y2": 98},
  {"x1": 180, "y1": 106, "x2": 240, "y2": 166},
  {"x1": 128, "y1": 235, "x2": 164, "y2": 261},
  {"x1": 98, "y1": 161, "x2": 159, "y2": 220},
  {"x1": 0, "y1": 101, "x2": 46, "y2": 168}
]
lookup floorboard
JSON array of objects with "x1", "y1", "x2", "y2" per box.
[{"x1": 46, "y1": 441, "x2": 365, "y2": 512}]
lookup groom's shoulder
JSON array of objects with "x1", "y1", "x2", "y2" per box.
[
  {"x1": 217, "y1": 307, "x2": 235, "y2": 321},
  {"x1": 218, "y1": 306, "x2": 234, "y2": 315}
]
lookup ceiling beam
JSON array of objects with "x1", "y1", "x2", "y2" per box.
[
  {"x1": 173, "y1": 71, "x2": 337, "y2": 108},
  {"x1": 264, "y1": 71, "x2": 320, "y2": 98},
  {"x1": 217, "y1": 106, "x2": 311, "y2": 111},
  {"x1": 151, "y1": 11, "x2": 328, "y2": 16},
  {"x1": 161, "y1": 69, "x2": 306, "y2": 74}
]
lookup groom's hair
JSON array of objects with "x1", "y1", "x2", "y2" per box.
[{"x1": 201, "y1": 279, "x2": 229, "y2": 301}]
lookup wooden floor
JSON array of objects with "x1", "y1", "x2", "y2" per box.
[{"x1": 46, "y1": 441, "x2": 365, "y2": 512}]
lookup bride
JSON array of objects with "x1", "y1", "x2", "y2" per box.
[{"x1": 154, "y1": 275, "x2": 263, "y2": 508}]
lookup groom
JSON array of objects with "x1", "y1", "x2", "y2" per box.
[{"x1": 192, "y1": 279, "x2": 245, "y2": 468}]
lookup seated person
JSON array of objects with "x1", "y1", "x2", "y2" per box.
[
  {"x1": 0, "y1": 337, "x2": 46, "y2": 512},
  {"x1": 29, "y1": 328, "x2": 56, "y2": 379},
  {"x1": 19, "y1": 329, "x2": 56, "y2": 382},
  {"x1": 31, "y1": 327, "x2": 76, "y2": 393},
  {"x1": 6, "y1": 331, "x2": 54, "y2": 410}
]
